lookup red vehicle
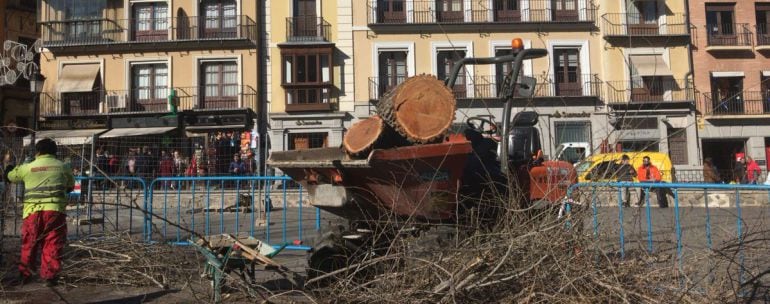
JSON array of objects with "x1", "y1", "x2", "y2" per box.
[{"x1": 268, "y1": 40, "x2": 576, "y2": 279}]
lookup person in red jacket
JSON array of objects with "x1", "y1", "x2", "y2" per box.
[
  {"x1": 158, "y1": 151, "x2": 174, "y2": 189},
  {"x1": 637, "y1": 156, "x2": 668, "y2": 208},
  {"x1": 746, "y1": 156, "x2": 762, "y2": 184}
]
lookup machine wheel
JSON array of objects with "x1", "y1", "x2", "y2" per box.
[{"x1": 307, "y1": 245, "x2": 348, "y2": 288}]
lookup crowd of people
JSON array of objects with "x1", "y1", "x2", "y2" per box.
[
  {"x1": 702, "y1": 155, "x2": 764, "y2": 184},
  {"x1": 70, "y1": 132, "x2": 260, "y2": 188}
]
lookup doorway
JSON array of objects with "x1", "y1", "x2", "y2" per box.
[{"x1": 702, "y1": 139, "x2": 746, "y2": 182}]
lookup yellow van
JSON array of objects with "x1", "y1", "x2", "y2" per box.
[{"x1": 576, "y1": 152, "x2": 674, "y2": 183}]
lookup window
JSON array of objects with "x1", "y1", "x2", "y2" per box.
[
  {"x1": 289, "y1": 133, "x2": 328, "y2": 150},
  {"x1": 132, "y1": 64, "x2": 168, "y2": 112},
  {"x1": 494, "y1": 0, "x2": 521, "y2": 22},
  {"x1": 436, "y1": 49, "x2": 467, "y2": 97},
  {"x1": 436, "y1": 0, "x2": 464, "y2": 22},
  {"x1": 201, "y1": 62, "x2": 238, "y2": 109},
  {"x1": 201, "y1": 0, "x2": 237, "y2": 38},
  {"x1": 619, "y1": 141, "x2": 659, "y2": 152},
  {"x1": 552, "y1": 0, "x2": 578, "y2": 21},
  {"x1": 762, "y1": 74, "x2": 770, "y2": 113},
  {"x1": 494, "y1": 48, "x2": 524, "y2": 97},
  {"x1": 281, "y1": 48, "x2": 334, "y2": 109},
  {"x1": 553, "y1": 48, "x2": 581, "y2": 96},
  {"x1": 378, "y1": 51, "x2": 408, "y2": 97},
  {"x1": 667, "y1": 128, "x2": 688, "y2": 165},
  {"x1": 554, "y1": 121, "x2": 590, "y2": 145},
  {"x1": 376, "y1": 0, "x2": 406, "y2": 23},
  {"x1": 631, "y1": 76, "x2": 665, "y2": 102},
  {"x1": 710, "y1": 76, "x2": 744, "y2": 114},
  {"x1": 133, "y1": 3, "x2": 168, "y2": 41},
  {"x1": 757, "y1": 3, "x2": 770, "y2": 45},
  {"x1": 706, "y1": 4, "x2": 736, "y2": 44},
  {"x1": 50, "y1": 0, "x2": 107, "y2": 40},
  {"x1": 627, "y1": 0, "x2": 658, "y2": 35}
]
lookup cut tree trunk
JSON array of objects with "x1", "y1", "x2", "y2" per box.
[
  {"x1": 377, "y1": 75, "x2": 456, "y2": 144},
  {"x1": 343, "y1": 115, "x2": 407, "y2": 157}
]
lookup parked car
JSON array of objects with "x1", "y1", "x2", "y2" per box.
[{"x1": 577, "y1": 152, "x2": 674, "y2": 183}]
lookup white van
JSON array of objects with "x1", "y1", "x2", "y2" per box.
[{"x1": 554, "y1": 142, "x2": 591, "y2": 165}]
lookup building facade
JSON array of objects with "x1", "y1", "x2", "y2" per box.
[
  {"x1": 691, "y1": 0, "x2": 770, "y2": 175},
  {"x1": 1, "y1": 0, "x2": 38, "y2": 140},
  {"x1": 266, "y1": 0, "x2": 354, "y2": 152},
  {"x1": 37, "y1": 0, "x2": 263, "y2": 174},
  {"x1": 349, "y1": 0, "x2": 698, "y2": 168},
  {"x1": 601, "y1": 0, "x2": 698, "y2": 169}
]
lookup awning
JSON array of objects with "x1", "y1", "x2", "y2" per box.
[
  {"x1": 57, "y1": 63, "x2": 100, "y2": 93},
  {"x1": 763, "y1": 71, "x2": 770, "y2": 77},
  {"x1": 99, "y1": 127, "x2": 176, "y2": 138},
  {"x1": 185, "y1": 125, "x2": 246, "y2": 132},
  {"x1": 664, "y1": 116, "x2": 688, "y2": 128},
  {"x1": 712, "y1": 71, "x2": 744, "y2": 77},
  {"x1": 23, "y1": 129, "x2": 107, "y2": 146},
  {"x1": 631, "y1": 55, "x2": 673, "y2": 77}
]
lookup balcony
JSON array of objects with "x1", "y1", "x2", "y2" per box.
[
  {"x1": 756, "y1": 24, "x2": 770, "y2": 50},
  {"x1": 284, "y1": 84, "x2": 337, "y2": 112},
  {"x1": 698, "y1": 91, "x2": 769, "y2": 117},
  {"x1": 39, "y1": 86, "x2": 257, "y2": 117},
  {"x1": 705, "y1": 23, "x2": 753, "y2": 51},
  {"x1": 286, "y1": 17, "x2": 331, "y2": 42},
  {"x1": 39, "y1": 15, "x2": 257, "y2": 54},
  {"x1": 602, "y1": 13, "x2": 688, "y2": 40},
  {"x1": 605, "y1": 79, "x2": 695, "y2": 107},
  {"x1": 368, "y1": 74, "x2": 602, "y2": 105},
  {"x1": 366, "y1": 0, "x2": 597, "y2": 32}
]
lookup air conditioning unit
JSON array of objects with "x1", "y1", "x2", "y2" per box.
[{"x1": 105, "y1": 94, "x2": 127, "y2": 112}]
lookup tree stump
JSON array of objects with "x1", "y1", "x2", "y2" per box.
[
  {"x1": 377, "y1": 75, "x2": 456, "y2": 144},
  {"x1": 343, "y1": 115, "x2": 407, "y2": 157}
]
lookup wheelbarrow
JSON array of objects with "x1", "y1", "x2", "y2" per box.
[{"x1": 191, "y1": 234, "x2": 298, "y2": 302}]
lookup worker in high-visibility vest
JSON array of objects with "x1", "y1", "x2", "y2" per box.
[{"x1": 7, "y1": 138, "x2": 75, "y2": 286}]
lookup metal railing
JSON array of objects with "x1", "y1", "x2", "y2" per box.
[
  {"x1": 286, "y1": 17, "x2": 331, "y2": 42},
  {"x1": 367, "y1": 0, "x2": 597, "y2": 25},
  {"x1": 705, "y1": 23, "x2": 753, "y2": 47},
  {"x1": 601, "y1": 13, "x2": 688, "y2": 36},
  {"x1": 675, "y1": 169, "x2": 768, "y2": 184},
  {"x1": 756, "y1": 23, "x2": 770, "y2": 46},
  {"x1": 40, "y1": 15, "x2": 258, "y2": 46},
  {"x1": 369, "y1": 74, "x2": 602, "y2": 100},
  {"x1": 565, "y1": 182, "x2": 770, "y2": 292},
  {"x1": 698, "y1": 91, "x2": 769, "y2": 116},
  {"x1": 605, "y1": 79, "x2": 695, "y2": 104},
  {"x1": 40, "y1": 85, "x2": 258, "y2": 116}
]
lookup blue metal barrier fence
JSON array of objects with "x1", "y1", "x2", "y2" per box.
[
  {"x1": 566, "y1": 182, "x2": 770, "y2": 293},
  {"x1": 59, "y1": 175, "x2": 321, "y2": 251}
]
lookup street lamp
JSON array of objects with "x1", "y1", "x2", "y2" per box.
[{"x1": 28, "y1": 72, "x2": 45, "y2": 155}]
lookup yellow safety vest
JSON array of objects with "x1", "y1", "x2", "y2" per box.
[{"x1": 8, "y1": 154, "x2": 75, "y2": 219}]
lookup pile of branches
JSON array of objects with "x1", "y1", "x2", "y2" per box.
[
  {"x1": 308, "y1": 196, "x2": 749, "y2": 303},
  {"x1": 60, "y1": 233, "x2": 199, "y2": 289}
]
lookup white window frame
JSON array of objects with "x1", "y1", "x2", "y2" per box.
[
  {"x1": 432, "y1": 41, "x2": 474, "y2": 98},
  {"x1": 126, "y1": 1, "x2": 172, "y2": 41},
  {"x1": 195, "y1": 55, "x2": 243, "y2": 108},
  {"x1": 547, "y1": 39, "x2": 592, "y2": 95},
  {"x1": 489, "y1": 40, "x2": 532, "y2": 97},
  {"x1": 125, "y1": 58, "x2": 172, "y2": 111},
  {"x1": 486, "y1": 0, "x2": 531, "y2": 22}
]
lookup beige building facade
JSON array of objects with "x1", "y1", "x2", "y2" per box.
[
  {"x1": 266, "y1": 0, "x2": 354, "y2": 152},
  {"x1": 347, "y1": 0, "x2": 698, "y2": 167}
]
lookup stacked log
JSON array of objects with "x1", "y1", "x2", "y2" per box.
[{"x1": 343, "y1": 75, "x2": 456, "y2": 156}]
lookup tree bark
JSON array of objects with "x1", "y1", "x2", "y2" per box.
[
  {"x1": 377, "y1": 75, "x2": 456, "y2": 144},
  {"x1": 343, "y1": 115, "x2": 407, "y2": 157}
]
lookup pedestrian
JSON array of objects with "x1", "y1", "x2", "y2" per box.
[
  {"x1": 614, "y1": 154, "x2": 637, "y2": 207},
  {"x1": 637, "y1": 156, "x2": 668, "y2": 208},
  {"x1": 734, "y1": 156, "x2": 747, "y2": 184},
  {"x1": 746, "y1": 156, "x2": 762, "y2": 184},
  {"x1": 703, "y1": 157, "x2": 720, "y2": 183},
  {"x1": 159, "y1": 151, "x2": 174, "y2": 189},
  {"x1": 108, "y1": 152, "x2": 120, "y2": 176},
  {"x1": 229, "y1": 153, "x2": 246, "y2": 176},
  {"x1": 7, "y1": 139, "x2": 75, "y2": 286}
]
